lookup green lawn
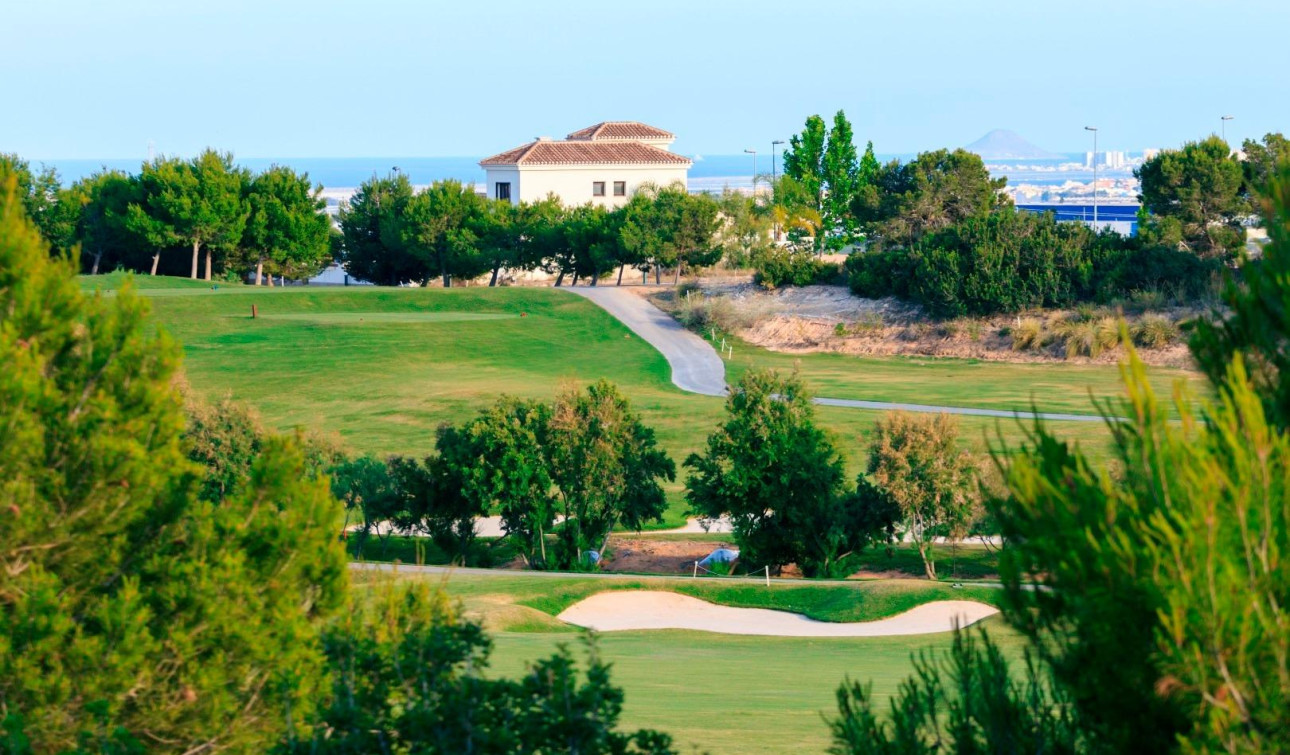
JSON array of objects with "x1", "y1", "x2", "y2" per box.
[
  {"x1": 484, "y1": 623, "x2": 1022, "y2": 754},
  {"x1": 355, "y1": 568, "x2": 1019, "y2": 754},
  {"x1": 83, "y1": 274, "x2": 1185, "y2": 522}
]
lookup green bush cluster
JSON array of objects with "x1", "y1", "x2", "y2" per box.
[
  {"x1": 753, "y1": 247, "x2": 841, "y2": 289},
  {"x1": 847, "y1": 210, "x2": 1221, "y2": 317}
]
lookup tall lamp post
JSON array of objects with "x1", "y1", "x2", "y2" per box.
[
  {"x1": 1221, "y1": 115, "x2": 1234, "y2": 143},
  {"x1": 744, "y1": 148, "x2": 757, "y2": 196},
  {"x1": 771, "y1": 140, "x2": 785, "y2": 241},
  {"x1": 1085, "y1": 126, "x2": 1098, "y2": 228}
]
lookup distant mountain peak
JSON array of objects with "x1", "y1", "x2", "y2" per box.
[{"x1": 966, "y1": 129, "x2": 1062, "y2": 160}]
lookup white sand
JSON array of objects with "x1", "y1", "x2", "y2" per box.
[{"x1": 556, "y1": 591, "x2": 998, "y2": 637}]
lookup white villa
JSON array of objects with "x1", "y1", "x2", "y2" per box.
[{"x1": 479, "y1": 121, "x2": 691, "y2": 207}]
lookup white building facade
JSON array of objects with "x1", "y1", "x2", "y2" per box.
[{"x1": 480, "y1": 121, "x2": 691, "y2": 207}]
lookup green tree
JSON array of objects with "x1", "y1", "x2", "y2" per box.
[
  {"x1": 127, "y1": 150, "x2": 249, "y2": 278},
  {"x1": 277, "y1": 581, "x2": 677, "y2": 754},
  {"x1": 1136, "y1": 136, "x2": 1246, "y2": 257},
  {"x1": 716, "y1": 188, "x2": 773, "y2": 267},
  {"x1": 0, "y1": 180, "x2": 347, "y2": 750},
  {"x1": 783, "y1": 114, "x2": 829, "y2": 214},
  {"x1": 561, "y1": 202, "x2": 622, "y2": 286},
  {"x1": 0, "y1": 154, "x2": 66, "y2": 251},
  {"x1": 547, "y1": 381, "x2": 675, "y2": 569},
  {"x1": 853, "y1": 148, "x2": 1008, "y2": 249},
  {"x1": 1241, "y1": 132, "x2": 1288, "y2": 207},
  {"x1": 401, "y1": 179, "x2": 489, "y2": 287},
  {"x1": 338, "y1": 171, "x2": 415, "y2": 285},
  {"x1": 821, "y1": 110, "x2": 860, "y2": 248},
  {"x1": 330, "y1": 454, "x2": 405, "y2": 556},
  {"x1": 686, "y1": 370, "x2": 878, "y2": 576},
  {"x1": 435, "y1": 397, "x2": 555, "y2": 568},
  {"x1": 243, "y1": 165, "x2": 332, "y2": 285},
  {"x1": 865, "y1": 412, "x2": 976, "y2": 580},
  {"x1": 68, "y1": 170, "x2": 139, "y2": 274}
]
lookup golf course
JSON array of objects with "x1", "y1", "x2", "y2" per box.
[
  {"x1": 84, "y1": 273, "x2": 1200, "y2": 526},
  {"x1": 78, "y1": 273, "x2": 1204, "y2": 752}
]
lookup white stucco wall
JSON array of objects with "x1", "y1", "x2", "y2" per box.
[{"x1": 484, "y1": 163, "x2": 689, "y2": 207}]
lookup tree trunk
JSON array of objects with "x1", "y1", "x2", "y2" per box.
[
  {"x1": 150, "y1": 253, "x2": 160, "y2": 276},
  {"x1": 255, "y1": 258, "x2": 264, "y2": 286},
  {"x1": 91, "y1": 249, "x2": 102, "y2": 276},
  {"x1": 489, "y1": 264, "x2": 500, "y2": 287},
  {"x1": 190, "y1": 240, "x2": 200, "y2": 279},
  {"x1": 616, "y1": 263, "x2": 625, "y2": 286},
  {"x1": 203, "y1": 248, "x2": 212, "y2": 281},
  {"x1": 654, "y1": 264, "x2": 661, "y2": 285},
  {"x1": 554, "y1": 270, "x2": 565, "y2": 287},
  {"x1": 590, "y1": 270, "x2": 598, "y2": 286},
  {"x1": 267, "y1": 273, "x2": 274, "y2": 287},
  {"x1": 571, "y1": 272, "x2": 580, "y2": 287},
  {"x1": 673, "y1": 261, "x2": 681, "y2": 286},
  {"x1": 918, "y1": 541, "x2": 937, "y2": 580}
]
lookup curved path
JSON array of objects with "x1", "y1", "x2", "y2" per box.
[
  {"x1": 565, "y1": 286, "x2": 1111, "y2": 423},
  {"x1": 556, "y1": 591, "x2": 998, "y2": 637},
  {"x1": 566, "y1": 286, "x2": 728, "y2": 396}
]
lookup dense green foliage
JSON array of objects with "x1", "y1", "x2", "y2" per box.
[
  {"x1": 782, "y1": 111, "x2": 874, "y2": 249},
  {"x1": 339, "y1": 176, "x2": 721, "y2": 288},
  {"x1": 279, "y1": 581, "x2": 677, "y2": 754},
  {"x1": 752, "y1": 246, "x2": 840, "y2": 289},
  {"x1": 0, "y1": 181, "x2": 348, "y2": 751},
  {"x1": 829, "y1": 163, "x2": 1290, "y2": 754},
  {"x1": 852, "y1": 148, "x2": 1009, "y2": 250},
  {"x1": 685, "y1": 370, "x2": 893, "y2": 577},
  {"x1": 847, "y1": 209, "x2": 1220, "y2": 317},
  {"x1": 1136, "y1": 136, "x2": 1247, "y2": 257}
]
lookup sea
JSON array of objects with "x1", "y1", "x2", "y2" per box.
[{"x1": 35, "y1": 154, "x2": 1139, "y2": 211}]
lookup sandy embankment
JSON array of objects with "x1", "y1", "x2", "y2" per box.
[{"x1": 556, "y1": 590, "x2": 998, "y2": 637}]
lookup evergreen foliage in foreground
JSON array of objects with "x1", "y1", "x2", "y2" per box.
[
  {"x1": 0, "y1": 179, "x2": 349, "y2": 751},
  {"x1": 829, "y1": 162, "x2": 1290, "y2": 754}
]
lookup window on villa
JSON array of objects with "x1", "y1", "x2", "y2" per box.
[
  {"x1": 613, "y1": 181, "x2": 626, "y2": 196},
  {"x1": 592, "y1": 181, "x2": 606, "y2": 196},
  {"x1": 495, "y1": 182, "x2": 511, "y2": 201}
]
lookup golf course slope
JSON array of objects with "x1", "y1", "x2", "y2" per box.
[{"x1": 557, "y1": 590, "x2": 998, "y2": 637}]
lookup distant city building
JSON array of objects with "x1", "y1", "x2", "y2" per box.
[
  {"x1": 1085, "y1": 150, "x2": 1128, "y2": 169},
  {"x1": 479, "y1": 121, "x2": 691, "y2": 207}
]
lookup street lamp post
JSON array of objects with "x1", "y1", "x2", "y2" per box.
[
  {"x1": 1221, "y1": 115, "x2": 1234, "y2": 143},
  {"x1": 771, "y1": 140, "x2": 785, "y2": 241},
  {"x1": 1085, "y1": 126, "x2": 1098, "y2": 229},
  {"x1": 744, "y1": 149, "x2": 757, "y2": 195}
]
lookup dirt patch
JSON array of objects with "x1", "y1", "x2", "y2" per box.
[
  {"x1": 661, "y1": 277, "x2": 1198, "y2": 369},
  {"x1": 602, "y1": 537, "x2": 739, "y2": 574}
]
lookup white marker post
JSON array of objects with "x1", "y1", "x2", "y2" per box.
[
  {"x1": 764, "y1": 565, "x2": 770, "y2": 587},
  {"x1": 693, "y1": 561, "x2": 699, "y2": 578}
]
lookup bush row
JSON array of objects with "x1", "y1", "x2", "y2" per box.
[{"x1": 846, "y1": 210, "x2": 1222, "y2": 317}]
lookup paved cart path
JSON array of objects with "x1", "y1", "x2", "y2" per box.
[{"x1": 564, "y1": 286, "x2": 1111, "y2": 423}]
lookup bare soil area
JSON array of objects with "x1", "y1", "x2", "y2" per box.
[{"x1": 601, "y1": 537, "x2": 739, "y2": 574}]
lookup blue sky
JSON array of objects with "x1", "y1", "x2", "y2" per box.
[{"x1": 5, "y1": 0, "x2": 1287, "y2": 160}]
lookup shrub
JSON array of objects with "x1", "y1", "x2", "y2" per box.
[
  {"x1": 1011, "y1": 318, "x2": 1046, "y2": 351},
  {"x1": 753, "y1": 247, "x2": 838, "y2": 289},
  {"x1": 1054, "y1": 316, "x2": 1121, "y2": 358},
  {"x1": 1133, "y1": 315, "x2": 1181, "y2": 349}
]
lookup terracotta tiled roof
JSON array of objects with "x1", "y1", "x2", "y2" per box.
[
  {"x1": 479, "y1": 140, "x2": 691, "y2": 167},
  {"x1": 565, "y1": 121, "x2": 675, "y2": 141}
]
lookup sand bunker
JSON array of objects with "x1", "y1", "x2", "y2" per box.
[{"x1": 556, "y1": 591, "x2": 998, "y2": 637}]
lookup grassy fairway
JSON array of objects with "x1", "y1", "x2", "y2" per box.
[
  {"x1": 484, "y1": 623, "x2": 1022, "y2": 754},
  {"x1": 83, "y1": 274, "x2": 1182, "y2": 519},
  {"x1": 357, "y1": 568, "x2": 1019, "y2": 754}
]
